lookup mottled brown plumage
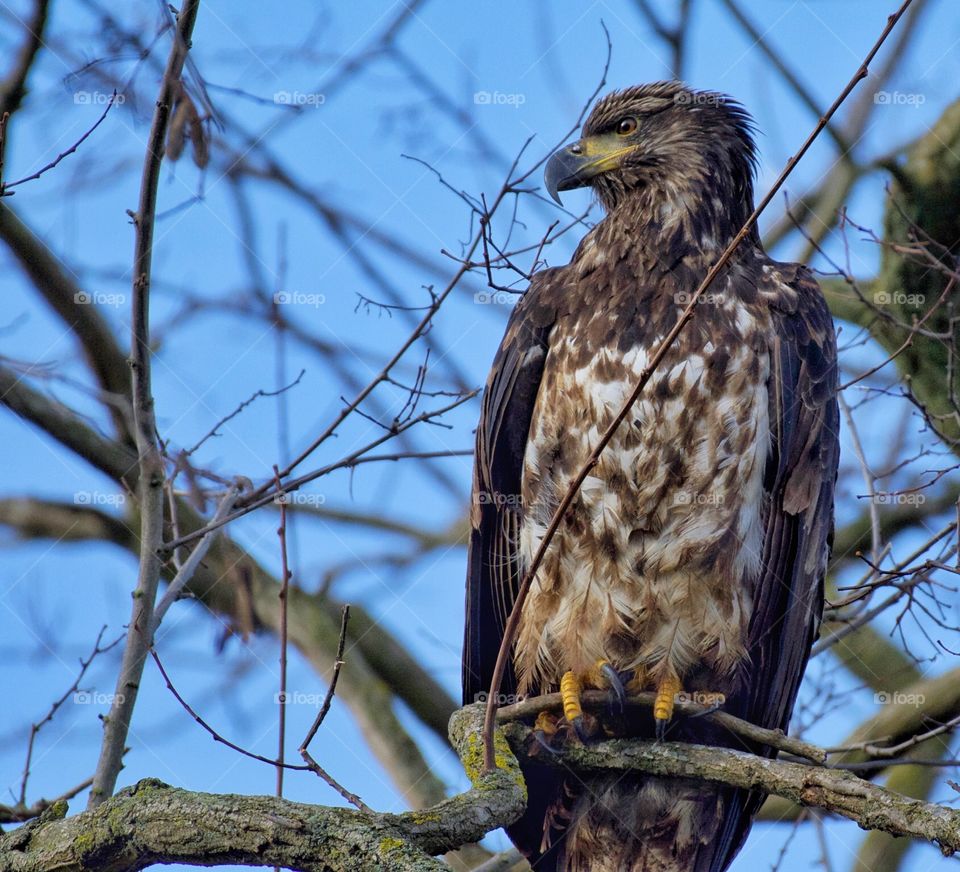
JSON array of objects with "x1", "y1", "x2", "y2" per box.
[{"x1": 463, "y1": 82, "x2": 839, "y2": 872}]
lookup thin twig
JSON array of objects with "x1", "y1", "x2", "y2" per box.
[
  {"x1": 274, "y1": 466, "x2": 290, "y2": 800},
  {"x1": 149, "y1": 647, "x2": 311, "y2": 772},
  {"x1": 184, "y1": 371, "x2": 305, "y2": 457},
  {"x1": 296, "y1": 605, "x2": 367, "y2": 811},
  {"x1": 151, "y1": 483, "x2": 241, "y2": 632},
  {"x1": 162, "y1": 397, "x2": 477, "y2": 551},
  {"x1": 838, "y1": 392, "x2": 881, "y2": 564},
  {"x1": 301, "y1": 604, "x2": 351, "y2": 751},
  {"x1": 18, "y1": 627, "x2": 121, "y2": 806},
  {"x1": 1, "y1": 93, "x2": 117, "y2": 195}
]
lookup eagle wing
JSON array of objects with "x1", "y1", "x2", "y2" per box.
[
  {"x1": 462, "y1": 270, "x2": 560, "y2": 707},
  {"x1": 708, "y1": 263, "x2": 839, "y2": 872}
]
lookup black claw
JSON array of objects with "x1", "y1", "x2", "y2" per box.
[
  {"x1": 655, "y1": 718, "x2": 668, "y2": 742},
  {"x1": 571, "y1": 715, "x2": 591, "y2": 744},
  {"x1": 599, "y1": 662, "x2": 626, "y2": 714},
  {"x1": 532, "y1": 729, "x2": 559, "y2": 755}
]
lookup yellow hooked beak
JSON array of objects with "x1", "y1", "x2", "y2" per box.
[{"x1": 544, "y1": 134, "x2": 637, "y2": 204}]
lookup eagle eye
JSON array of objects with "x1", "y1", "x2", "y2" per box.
[{"x1": 616, "y1": 117, "x2": 638, "y2": 136}]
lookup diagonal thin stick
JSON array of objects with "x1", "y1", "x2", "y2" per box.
[
  {"x1": 150, "y1": 647, "x2": 311, "y2": 772},
  {"x1": 481, "y1": 0, "x2": 917, "y2": 770},
  {"x1": 298, "y1": 605, "x2": 369, "y2": 811},
  {"x1": 274, "y1": 466, "x2": 290, "y2": 802},
  {"x1": 151, "y1": 483, "x2": 240, "y2": 632},
  {"x1": 301, "y1": 604, "x2": 351, "y2": 751}
]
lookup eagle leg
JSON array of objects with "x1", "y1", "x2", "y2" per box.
[
  {"x1": 653, "y1": 674, "x2": 682, "y2": 741},
  {"x1": 559, "y1": 670, "x2": 592, "y2": 742},
  {"x1": 559, "y1": 661, "x2": 624, "y2": 742},
  {"x1": 531, "y1": 711, "x2": 561, "y2": 755}
]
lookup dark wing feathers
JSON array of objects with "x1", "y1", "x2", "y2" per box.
[
  {"x1": 462, "y1": 273, "x2": 559, "y2": 706},
  {"x1": 708, "y1": 264, "x2": 839, "y2": 872},
  {"x1": 749, "y1": 263, "x2": 838, "y2": 734}
]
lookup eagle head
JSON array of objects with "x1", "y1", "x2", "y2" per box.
[{"x1": 545, "y1": 81, "x2": 757, "y2": 218}]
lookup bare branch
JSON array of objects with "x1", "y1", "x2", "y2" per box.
[{"x1": 88, "y1": 0, "x2": 203, "y2": 809}]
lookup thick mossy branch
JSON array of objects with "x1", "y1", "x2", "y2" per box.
[
  {"x1": 5, "y1": 705, "x2": 960, "y2": 870},
  {"x1": 0, "y1": 708, "x2": 525, "y2": 872},
  {"x1": 499, "y1": 720, "x2": 960, "y2": 856}
]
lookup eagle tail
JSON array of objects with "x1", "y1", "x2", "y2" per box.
[{"x1": 517, "y1": 772, "x2": 752, "y2": 872}]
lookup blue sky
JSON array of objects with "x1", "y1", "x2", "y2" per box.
[{"x1": 2, "y1": 1, "x2": 959, "y2": 869}]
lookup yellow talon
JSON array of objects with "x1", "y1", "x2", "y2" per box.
[
  {"x1": 534, "y1": 710, "x2": 558, "y2": 736},
  {"x1": 654, "y1": 675, "x2": 682, "y2": 723},
  {"x1": 560, "y1": 671, "x2": 583, "y2": 723}
]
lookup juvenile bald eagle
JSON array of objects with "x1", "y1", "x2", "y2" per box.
[{"x1": 463, "y1": 82, "x2": 839, "y2": 871}]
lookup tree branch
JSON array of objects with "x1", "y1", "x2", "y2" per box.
[
  {"x1": 88, "y1": 0, "x2": 202, "y2": 808},
  {"x1": 0, "y1": 706, "x2": 525, "y2": 872},
  {"x1": 0, "y1": 203, "x2": 131, "y2": 438},
  {"x1": 6, "y1": 704, "x2": 960, "y2": 871}
]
